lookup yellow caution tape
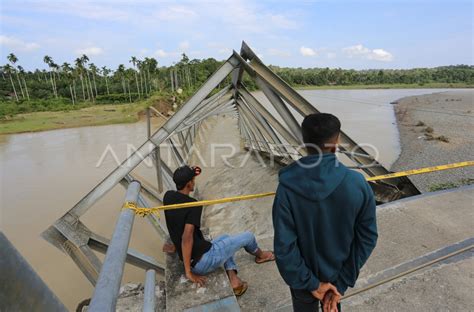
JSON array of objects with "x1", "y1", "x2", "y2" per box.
[
  {"x1": 366, "y1": 160, "x2": 474, "y2": 181},
  {"x1": 126, "y1": 160, "x2": 473, "y2": 216}
]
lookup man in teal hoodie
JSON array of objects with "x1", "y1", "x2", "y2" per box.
[{"x1": 272, "y1": 113, "x2": 378, "y2": 312}]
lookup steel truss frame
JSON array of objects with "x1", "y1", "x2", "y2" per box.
[{"x1": 42, "y1": 41, "x2": 419, "y2": 310}]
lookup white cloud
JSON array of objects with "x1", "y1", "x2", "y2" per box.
[
  {"x1": 75, "y1": 46, "x2": 104, "y2": 56},
  {"x1": 0, "y1": 35, "x2": 40, "y2": 51},
  {"x1": 343, "y1": 44, "x2": 370, "y2": 57},
  {"x1": 267, "y1": 48, "x2": 291, "y2": 57},
  {"x1": 154, "y1": 48, "x2": 180, "y2": 58},
  {"x1": 369, "y1": 49, "x2": 393, "y2": 61},
  {"x1": 300, "y1": 46, "x2": 317, "y2": 57},
  {"x1": 343, "y1": 44, "x2": 393, "y2": 62},
  {"x1": 327, "y1": 52, "x2": 337, "y2": 59}
]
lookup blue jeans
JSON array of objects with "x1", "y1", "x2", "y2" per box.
[{"x1": 191, "y1": 231, "x2": 259, "y2": 275}]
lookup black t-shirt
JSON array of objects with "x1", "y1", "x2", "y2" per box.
[{"x1": 163, "y1": 191, "x2": 212, "y2": 261}]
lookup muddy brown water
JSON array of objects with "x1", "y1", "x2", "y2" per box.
[{"x1": 0, "y1": 89, "x2": 459, "y2": 309}]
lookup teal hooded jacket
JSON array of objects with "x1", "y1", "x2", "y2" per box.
[{"x1": 272, "y1": 153, "x2": 378, "y2": 294}]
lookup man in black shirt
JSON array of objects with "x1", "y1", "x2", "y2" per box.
[{"x1": 164, "y1": 165, "x2": 274, "y2": 296}]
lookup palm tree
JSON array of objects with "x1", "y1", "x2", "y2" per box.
[
  {"x1": 101, "y1": 66, "x2": 111, "y2": 95},
  {"x1": 129, "y1": 56, "x2": 141, "y2": 98},
  {"x1": 17, "y1": 65, "x2": 30, "y2": 100},
  {"x1": 3, "y1": 64, "x2": 19, "y2": 101},
  {"x1": 62, "y1": 62, "x2": 75, "y2": 104},
  {"x1": 137, "y1": 60, "x2": 145, "y2": 95},
  {"x1": 74, "y1": 57, "x2": 86, "y2": 101},
  {"x1": 51, "y1": 62, "x2": 60, "y2": 96},
  {"x1": 43, "y1": 55, "x2": 58, "y2": 98},
  {"x1": 116, "y1": 64, "x2": 127, "y2": 97},
  {"x1": 89, "y1": 63, "x2": 99, "y2": 97},
  {"x1": 8, "y1": 53, "x2": 25, "y2": 99},
  {"x1": 80, "y1": 54, "x2": 94, "y2": 102}
]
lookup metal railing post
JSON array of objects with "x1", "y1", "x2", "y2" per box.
[
  {"x1": 88, "y1": 181, "x2": 141, "y2": 312},
  {"x1": 143, "y1": 269, "x2": 156, "y2": 312}
]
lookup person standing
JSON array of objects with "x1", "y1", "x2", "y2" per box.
[{"x1": 272, "y1": 113, "x2": 378, "y2": 312}]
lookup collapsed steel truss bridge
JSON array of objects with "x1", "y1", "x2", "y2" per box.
[{"x1": 42, "y1": 42, "x2": 419, "y2": 310}]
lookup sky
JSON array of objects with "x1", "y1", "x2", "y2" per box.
[{"x1": 0, "y1": 0, "x2": 472, "y2": 71}]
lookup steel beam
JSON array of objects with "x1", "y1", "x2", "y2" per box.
[
  {"x1": 238, "y1": 106, "x2": 269, "y2": 153},
  {"x1": 237, "y1": 99, "x2": 276, "y2": 154},
  {"x1": 122, "y1": 175, "x2": 168, "y2": 239},
  {"x1": 42, "y1": 226, "x2": 100, "y2": 285},
  {"x1": 145, "y1": 109, "x2": 164, "y2": 193},
  {"x1": 237, "y1": 97, "x2": 286, "y2": 156},
  {"x1": 176, "y1": 93, "x2": 233, "y2": 130},
  {"x1": 238, "y1": 86, "x2": 302, "y2": 154},
  {"x1": 143, "y1": 270, "x2": 156, "y2": 312},
  {"x1": 88, "y1": 234, "x2": 165, "y2": 273},
  {"x1": 255, "y1": 76, "x2": 303, "y2": 143},
  {"x1": 0, "y1": 232, "x2": 68, "y2": 312},
  {"x1": 58, "y1": 56, "x2": 238, "y2": 221},
  {"x1": 88, "y1": 181, "x2": 141, "y2": 312},
  {"x1": 168, "y1": 137, "x2": 185, "y2": 166},
  {"x1": 239, "y1": 42, "x2": 419, "y2": 196},
  {"x1": 154, "y1": 147, "x2": 164, "y2": 193}
]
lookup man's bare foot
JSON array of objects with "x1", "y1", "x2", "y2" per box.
[
  {"x1": 162, "y1": 243, "x2": 176, "y2": 254},
  {"x1": 254, "y1": 250, "x2": 275, "y2": 264}
]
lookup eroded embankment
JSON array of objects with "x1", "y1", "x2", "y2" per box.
[{"x1": 391, "y1": 90, "x2": 474, "y2": 192}]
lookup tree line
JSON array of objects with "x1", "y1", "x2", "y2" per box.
[
  {"x1": 1, "y1": 52, "x2": 472, "y2": 112},
  {"x1": 1, "y1": 53, "x2": 225, "y2": 104},
  {"x1": 269, "y1": 65, "x2": 474, "y2": 86}
]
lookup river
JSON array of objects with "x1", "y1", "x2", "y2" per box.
[{"x1": 0, "y1": 88, "x2": 459, "y2": 309}]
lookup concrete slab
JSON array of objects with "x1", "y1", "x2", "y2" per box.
[
  {"x1": 234, "y1": 237, "x2": 290, "y2": 312},
  {"x1": 235, "y1": 186, "x2": 474, "y2": 311},
  {"x1": 344, "y1": 252, "x2": 474, "y2": 311},
  {"x1": 115, "y1": 282, "x2": 166, "y2": 312},
  {"x1": 165, "y1": 247, "x2": 239, "y2": 312},
  {"x1": 357, "y1": 185, "x2": 474, "y2": 283},
  {"x1": 184, "y1": 115, "x2": 474, "y2": 311}
]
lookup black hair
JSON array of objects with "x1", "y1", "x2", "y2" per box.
[
  {"x1": 301, "y1": 113, "x2": 341, "y2": 154},
  {"x1": 176, "y1": 183, "x2": 186, "y2": 190}
]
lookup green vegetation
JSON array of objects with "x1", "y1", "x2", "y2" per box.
[
  {"x1": 0, "y1": 93, "x2": 169, "y2": 134},
  {"x1": 295, "y1": 82, "x2": 473, "y2": 90},
  {"x1": 1, "y1": 51, "x2": 473, "y2": 134},
  {"x1": 1, "y1": 53, "x2": 224, "y2": 117},
  {"x1": 270, "y1": 65, "x2": 474, "y2": 87},
  {"x1": 429, "y1": 179, "x2": 474, "y2": 192}
]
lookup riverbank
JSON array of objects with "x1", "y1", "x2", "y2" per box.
[
  {"x1": 296, "y1": 82, "x2": 473, "y2": 90},
  {"x1": 0, "y1": 94, "x2": 172, "y2": 135},
  {"x1": 391, "y1": 90, "x2": 474, "y2": 192},
  {"x1": 2, "y1": 85, "x2": 472, "y2": 135}
]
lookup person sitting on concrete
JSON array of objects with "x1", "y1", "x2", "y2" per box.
[
  {"x1": 272, "y1": 113, "x2": 378, "y2": 312},
  {"x1": 162, "y1": 165, "x2": 275, "y2": 296}
]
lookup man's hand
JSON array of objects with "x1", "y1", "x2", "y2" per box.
[
  {"x1": 186, "y1": 271, "x2": 207, "y2": 287},
  {"x1": 323, "y1": 290, "x2": 341, "y2": 312},
  {"x1": 311, "y1": 282, "x2": 340, "y2": 301}
]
